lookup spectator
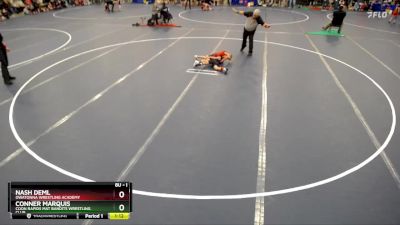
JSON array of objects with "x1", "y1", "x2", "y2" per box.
[
  {"x1": 201, "y1": 0, "x2": 213, "y2": 10},
  {"x1": 0, "y1": 2, "x2": 10, "y2": 19},
  {"x1": 9, "y1": 0, "x2": 26, "y2": 14},
  {"x1": 48, "y1": 0, "x2": 54, "y2": 10},
  {"x1": 0, "y1": 33, "x2": 14, "y2": 85},
  {"x1": 288, "y1": 0, "x2": 296, "y2": 8},
  {"x1": 388, "y1": 4, "x2": 399, "y2": 23},
  {"x1": 354, "y1": 0, "x2": 360, "y2": 10},
  {"x1": 105, "y1": 0, "x2": 114, "y2": 12}
]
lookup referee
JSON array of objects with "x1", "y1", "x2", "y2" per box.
[{"x1": 233, "y1": 8, "x2": 270, "y2": 56}]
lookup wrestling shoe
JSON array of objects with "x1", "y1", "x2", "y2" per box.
[
  {"x1": 4, "y1": 80, "x2": 12, "y2": 85},
  {"x1": 193, "y1": 60, "x2": 201, "y2": 67},
  {"x1": 222, "y1": 68, "x2": 228, "y2": 75}
]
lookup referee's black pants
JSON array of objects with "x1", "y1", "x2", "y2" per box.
[
  {"x1": 2, "y1": 63, "x2": 11, "y2": 83},
  {"x1": 241, "y1": 28, "x2": 256, "y2": 53}
]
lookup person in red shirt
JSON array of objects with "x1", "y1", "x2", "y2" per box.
[
  {"x1": 193, "y1": 50, "x2": 232, "y2": 75},
  {"x1": 210, "y1": 50, "x2": 232, "y2": 63},
  {"x1": 389, "y1": 4, "x2": 399, "y2": 24},
  {"x1": 0, "y1": 33, "x2": 14, "y2": 85}
]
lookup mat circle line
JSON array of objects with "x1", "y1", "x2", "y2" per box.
[
  {"x1": 0, "y1": 28, "x2": 72, "y2": 68},
  {"x1": 9, "y1": 36, "x2": 396, "y2": 199},
  {"x1": 178, "y1": 8, "x2": 309, "y2": 26}
]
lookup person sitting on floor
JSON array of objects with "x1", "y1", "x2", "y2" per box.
[
  {"x1": 322, "y1": 5, "x2": 346, "y2": 33},
  {"x1": 147, "y1": 4, "x2": 160, "y2": 25},
  {"x1": 193, "y1": 50, "x2": 232, "y2": 75},
  {"x1": 160, "y1": 2, "x2": 173, "y2": 23}
]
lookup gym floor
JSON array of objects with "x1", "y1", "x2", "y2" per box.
[{"x1": 0, "y1": 4, "x2": 400, "y2": 224}]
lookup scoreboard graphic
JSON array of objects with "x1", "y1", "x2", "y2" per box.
[{"x1": 8, "y1": 182, "x2": 132, "y2": 220}]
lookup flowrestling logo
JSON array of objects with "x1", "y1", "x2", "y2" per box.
[{"x1": 367, "y1": 11, "x2": 392, "y2": 18}]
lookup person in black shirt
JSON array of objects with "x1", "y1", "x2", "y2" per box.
[
  {"x1": 105, "y1": 0, "x2": 114, "y2": 13},
  {"x1": 322, "y1": 5, "x2": 346, "y2": 33},
  {"x1": 160, "y1": 2, "x2": 172, "y2": 23},
  {"x1": 0, "y1": 33, "x2": 14, "y2": 85},
  {"x1": 233, "y1": 8, "x2": 270, "y2": 56}
]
